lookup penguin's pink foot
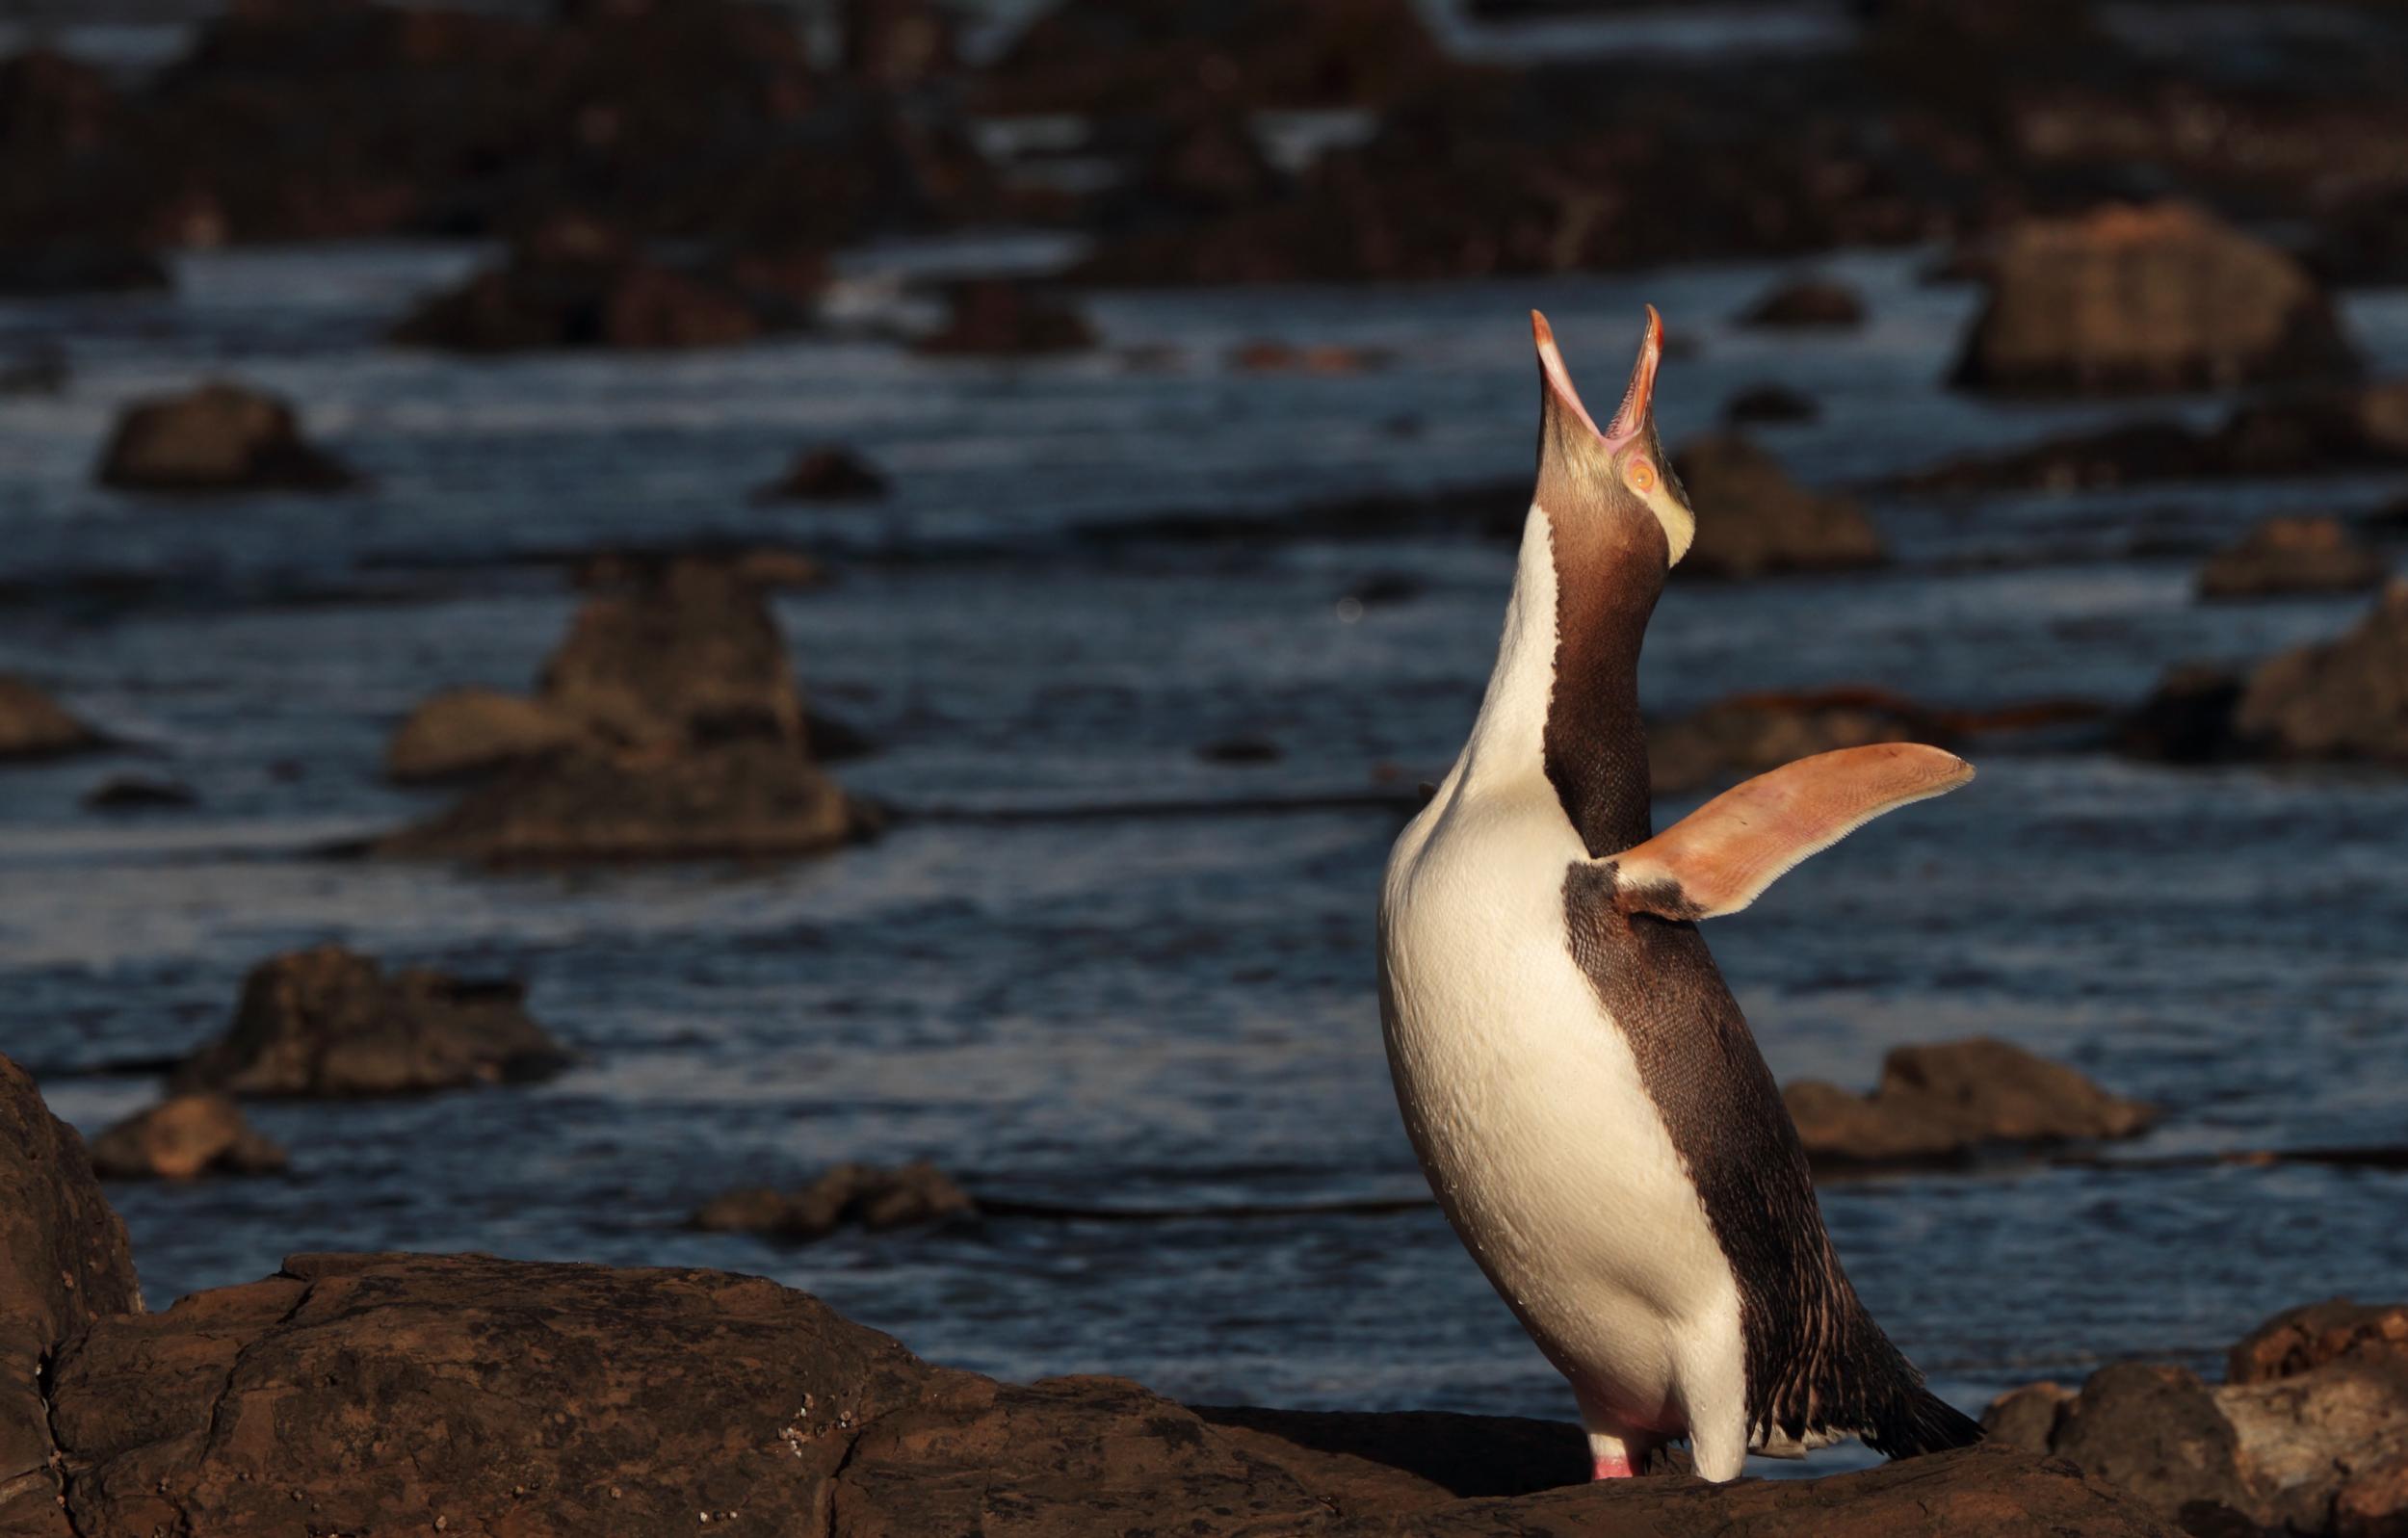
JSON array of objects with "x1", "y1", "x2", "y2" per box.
[{"x1": 1590, "y1": 1453, "x2": 1635, "y2": 1480}]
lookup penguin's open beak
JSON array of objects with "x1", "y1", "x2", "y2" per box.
[{"x1": 1531, "y1": 307, "x2": 1662, "y2": 451}]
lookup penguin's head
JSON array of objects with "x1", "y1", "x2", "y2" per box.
[{"x1": 1530, "y1": 307, "x2": 1694, "y2": 568}]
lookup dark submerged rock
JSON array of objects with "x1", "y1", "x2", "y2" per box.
[
  {"x1": 392, "y1": 238, "x2": 771, "y2": 352},
  {"x1": 0, "y1": 242, "x2": 169, "y2": 297},
  {"x1": 692, "y1": 1160, "x2": 976, "y2": 1239},
  {"x1": 171, "y1": 944, "x2": 572, "y2": 1098},
  {"x1": 2114, "y1": 665, "x2": 2246, "y2": 766},
  {"x1": 1950, "y1": 204, "x2": 2361, "y2": 397},
  {"x1": 86, "y1": 1093, "x2": 286, "y2": 1180},
  {"x1": 94, "y1": 380, "x2": 357, "y2": 494},
  {"x1": 1671, "y1": 431, "x2": 1886, "y2": 578},
  {"x1": 1784, "y1": 1037, "x2": 2156, "y2": 1170},
  {"x1": 1738, "y1": 275, "x2": 1865, "y2": 327},
  {"x1": 1649, "y1": 687, "x2": 1944, "y2": 795},
  {"x1": 80, "y1": 774, "x2": 196, "y2": 811},
  {"x1": 2196, "y1": 516, "x2": 2386, "y2": 601},
  {"x1": 913, "y1": 279, "x2": 1097, "y2": 357},
  {"x1": 0, "y1": 676, "x2": 105, "y2": 761},
  {"x1": 1723, "y1": 382, "x2": 1820, "y2": 425},
  {"x1": 757, "y1": 444, "x2": 889, "y2": 502}
]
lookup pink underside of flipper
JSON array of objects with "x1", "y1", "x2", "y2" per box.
[{"x1": 1590, "y1": 1453, "x2": 1636, "y2": 1480}]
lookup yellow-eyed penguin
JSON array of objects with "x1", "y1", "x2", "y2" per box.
[{"x1": 1376, "y1": 308, "x2": 1981, "y2": 1482}]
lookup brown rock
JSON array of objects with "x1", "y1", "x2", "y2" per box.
[
  {"x1": 539, "y1": 559, "x2": 804, "y2": 750},
  {"x1": 44, "y1": 1252, "x2": 959, "y2": 1538},
  {"x1": 94, "y1": 379, "x2": 356, "y2": 493},
  {"x1": 0, "y1": 1054, "x2": 142, "y2": 1535},
  {"x1": 1649, "y1": 687, "x2": 1939, "y2": 795},
  {"x1": 1787, "y1": 1037, "x2": 2155, "y2": 1170},
  {"x1": 2197, "y1": 516, "x2": 2387, "y2": 600},
  {"x1": 913, "y1": 279, "x2": 1097, "y2": 356},
  {"x1": 2053, "y1": 1364, "x2": 2257, "y2": 1528},
  {"x1": 2215, "y1": 1357, "x2": 2408, "y2": 1535},
  {"x1": 841, "y1": 0, "x2": 957, "y2": 86},
  {"x1": 2229, "y1": 1300, "x2": 2408, "y2": 1387},
  {"x1": 2232, "y1": 580, "x2": 2408, "y2": 762},
  {"x1": 2336, "y1": 1452, "x2": 2408, "y2": 1538},
  {"x1": 0, "y1": 675, "x2": 104, "y2": 761},
  {"x1": 1950, "y1": 204, "x2": 2361, "y2": 396},
  {"x1": 384, "y1": 687, "x2": 589, "y2": 784},
  {"x1": 757, "y1": 445, "x2": 889, "y2": 502},
  {"x1": 393, "y1": 244, "x2": 765, "y2": 353},
  {"x1": 171, "y1": 944, "x2": 573, "y2": 1098},
  {"x1": 692, "y1": 1160, "x2": 976, "y2": 1239},
  {"x1": 1724, "y1": 382, "x2": 1819, "y2": 425},
  {"x1": 980, "y1": 0, "x2": 1452, "y2": 116},
  {"x1": 86, "y1": 1093, "x2": 286, "y2": 1180},
  {"x1": 1739, "y1": 276, "x2": 1865, "y2": 327},
  {"x1": 1983, "y1": 1382, "x2": 2075, "y2": 1452},
  {"x1": 1672, "y1": 431, "x2": 1886, "y2": 578},
  {"x1": 375, "y1": 740, "x2": 872, "y2": 863},
  {"x1": 16, "y1": 1234, "x2": 2173, "y2": 1538}
]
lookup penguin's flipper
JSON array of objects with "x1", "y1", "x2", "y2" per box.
[{"x1": 1608, "y1": 743, "x2": 1972, "y2": 921}]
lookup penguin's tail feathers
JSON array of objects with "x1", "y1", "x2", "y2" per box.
[{"x1": 1862, "y1": 1384, "x2": 1984, "y2": 1460}]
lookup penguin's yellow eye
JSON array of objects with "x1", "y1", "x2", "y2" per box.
[{"x1": 1629, "y1": 458, "x2": 1657, "y2": 492}]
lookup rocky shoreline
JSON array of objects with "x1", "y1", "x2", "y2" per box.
[{"x1": 10, "y1": 1048, "x2": 2407, "y2": 1537}]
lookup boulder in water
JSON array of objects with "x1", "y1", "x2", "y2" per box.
[
  {"x1": 95, "y1": 380, "x2": 357, "y2": 494},
  {"x1": 87, "y1": 1094, "x2": 286, "y2": 1180}
]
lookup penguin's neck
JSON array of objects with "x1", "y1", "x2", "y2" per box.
[{"x1": 1457, "y1": 504, "x2": 1661, "y2": 857}]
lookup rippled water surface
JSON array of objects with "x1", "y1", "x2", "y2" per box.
[{"x1": 5, "y1": 243, "x2": 2407, "y2": 1473}]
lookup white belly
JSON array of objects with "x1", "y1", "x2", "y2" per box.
[{"x1": 1378, "y1": 778, "x2": 1741, "y2": 1433}]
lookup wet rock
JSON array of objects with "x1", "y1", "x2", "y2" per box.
[
  {"x1": 2114, "y1": 665, "x2": 2245, "y2": 765},
  {"x1": 1950, "y1": 204, "x2": 2361, "y2": 396},
  {"x1": 1111, "y1": 103, "x2": 1284, "y2": 222},
  {"x1": 94, "y1": 379, "x2": 357, "y2": 494},
  {"x1": 1785, "y1": 1038, "x2": 2156, "y2": 1170},
  {"x1": 80, "y1": 774, "x2": 196, "y2": 811},
  {"x1": 913, "y1": 279, "x2": 1097, "y2": 357},
  {"x1": 0, "y1": 675, "x2": 104, "y2": 761},
  {"x1": 540, "y1": 559, "x2": 803, "y2": 751},
  {"x1": 692, "y1": 1160, "x2": 976, "y2": 1239},
  {"x1": 1724, "y1": 382, "x2": 1820, "y2": 425},
  {"x1": 171, "y1": 944, "x2": 572, "y2": 1098},
  {"x1": 2196, "y1": 516, "x2": 2386, "y2": 601},
  {"x1": 2231, "y1": 580, "x2": 2408, "y2": 762},
  {"x1": 385, "y1": 687, "x2": 589, "y2": 784},
  {"x1": 757, "y1": 444, "x2": 889, "y2": 502},
  {"x1": 86, "y1": 1094, "x2": 286, "y2": 1181},
  {"x1": 805, "y1": 707, "x2": 878, "y2": 764},
  {"x1": 0, "y1": 1053, "x2": 142, "y2": 1536},
  {"x1": 1671, "y1": 431, "x2": 1886, "y2": 578},
  {"x1": 1649, "y1": 687, "x2": 1941, "y2": 795},
  {"x1": 1738, "y1": 275, "x2": 1865, "y2": 327},
  {"x1": 375, "y1": 741, "x2": 874, "y2": 863},
  {"x1": 979, "y1": 0, "x2": 1453, "y2": 116},
  {"x1": 0, "y1": 242, "x2": 169, "y2": 297},
  {"x1": 391, "y1": 241, "x2": 768, "y2": 352}
]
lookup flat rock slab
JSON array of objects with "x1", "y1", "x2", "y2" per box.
[{"x1": 33, "y1": 1251, "x2": 2176, "y2": 1538}]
